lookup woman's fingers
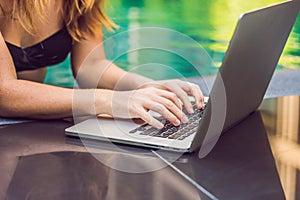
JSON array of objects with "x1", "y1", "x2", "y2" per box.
[
  {"x1": 145, "y1": 101, "x2": 182, "y2": 127},
  {"x1": 140, "y1": 80, "x2": 205, "y2": 115},
  {"x1": 138, "y1": 110, "x2": 164, "y2": 129},
  {"x1": 125, "y1": 82, "x2": 204, "y2": 129},
  {"x1": 174, "y1": 89, "x2": 194, "y2": 114},
  {"x1": 159, "y1": 80, "x2": 196, "y2": 114},
  {"x1": 129, "y1": 88, "x2": 188, "y2": 128},
  {"x1": 157, "y1": 89, "x2": 182, "y2": 110},
  {"x1": 187, "y1": 83, "x2": 205, "y2": 109},
  {"x1": 154, "y1": 96, "x2": 188, "y2": 123},
  {"x1": 177, "y1": 81, "x2": 204, "y2": 110}
]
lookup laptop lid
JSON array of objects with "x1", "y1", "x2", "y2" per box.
[{"x1": 191, "y1": 1, "x2": 300, "y2": 153}]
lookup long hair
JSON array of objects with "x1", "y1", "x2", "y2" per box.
[{"x1": 4, "y1": 0, "x2": 117, "y2": 41}]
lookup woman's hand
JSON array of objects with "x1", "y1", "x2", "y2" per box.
[
  {"x1": 107, "y1": 87, "x2": 189, "y2": 129},
  {"x1": 138, "y1": 79, "x2": 204, "y2": 114}
]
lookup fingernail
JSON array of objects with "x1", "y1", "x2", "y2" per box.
[
  {"x1": 157, "y1": 124, "x2": 164, "y2": 129},
  {"x1": 189, "y1": 108, "x2": 194, "y2": 114},
  {"x1": 198, "y1": 102, "x2": 202, "y2": 108},
  {"x1": 182, "y1": 115, "x2": 189, "y2": 123},
  {"x1": 175, "y1": 119, "x2": 181, "y2": 126}
]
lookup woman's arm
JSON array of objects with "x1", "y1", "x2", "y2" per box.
[
  {"x1": 0, "y1": 32, "x2": 185, "y2": 128},
  {"x1": 70, "y1": 33, "x2": 152, "y2": 90},
  {"x1": 0, "y1": 31, "x2": 111, "y2": 119}
]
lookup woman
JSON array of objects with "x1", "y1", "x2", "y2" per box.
[{"x1": 0, "y1": 0, "x2": 204, "y2": 129}]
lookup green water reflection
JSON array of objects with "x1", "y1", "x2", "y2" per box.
[{"x1": 45, "y1": 0, "x2": 300, "y2": 87}]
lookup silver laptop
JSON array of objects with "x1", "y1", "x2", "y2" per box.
[{"x1": 65, "y1": 1, "x2": 299, "y2": 153}]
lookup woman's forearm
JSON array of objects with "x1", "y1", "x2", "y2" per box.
[
  {"x1": 96, "y1": 62, "x2": 153, "y2": 91},
  {"x1": 110, "y1": 71, "x2": 153, "y2": 91},
  {"x1": 74, "y1": 59, "x2": 152, "y2": 90},
  {"x1": 0, "y1": 79, "x2": 111, "y2": 119}
]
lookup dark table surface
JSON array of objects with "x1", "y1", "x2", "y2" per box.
[{"x1": 0, "y1": 96, "x2": 300, "y2": 200}]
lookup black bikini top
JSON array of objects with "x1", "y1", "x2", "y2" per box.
[{"x1": 5, "y1": 27, "x2": 73, "y2": 72}]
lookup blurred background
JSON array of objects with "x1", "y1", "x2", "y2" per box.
[{"x1": 44, "y1": 0, "x2": 300, "y2": 87}]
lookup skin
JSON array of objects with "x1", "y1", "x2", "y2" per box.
[{"x1": 0, "y1": 0, "x2": 204, "y2": 129}]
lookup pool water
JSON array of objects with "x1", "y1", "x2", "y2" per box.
[{"x1": 45, "y1": 0, "x2": 300, "y2": 87}]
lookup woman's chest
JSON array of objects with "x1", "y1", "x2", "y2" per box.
[
  {"x1": 0, "y1": 0, "x2": 64, "y2": 48},
  {"x1": 0, "y1": 16, "x2": 72, "y2": 72}
]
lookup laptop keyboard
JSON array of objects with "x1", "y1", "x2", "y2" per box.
[{"x1": 129, "y1": 102, "x2": 205, "y2": 140}]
